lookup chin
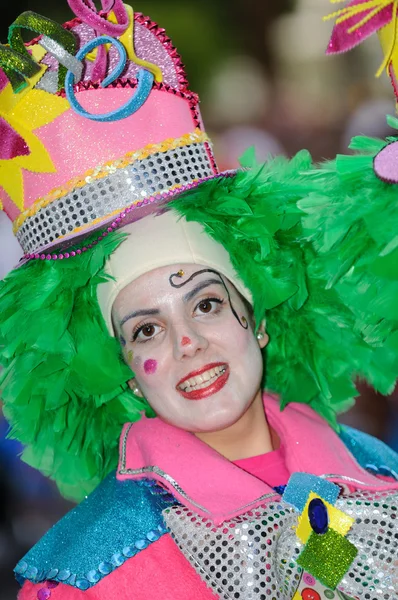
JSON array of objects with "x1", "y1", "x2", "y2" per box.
[{"x1": 188, "y1": 407, "x2": 248, "y2": 434}]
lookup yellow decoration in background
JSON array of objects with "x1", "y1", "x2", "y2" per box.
[{"x1": 296, "y1": 492, "x2": 355, "y2": 545}]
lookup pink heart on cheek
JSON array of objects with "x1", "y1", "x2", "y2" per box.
[{"x1": 374, "y1": 141, "x2": 398, "y2": 183}]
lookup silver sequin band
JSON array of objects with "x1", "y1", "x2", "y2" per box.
[{"x1": 16, "y1": 140, "x2": 215, "y2": 254}]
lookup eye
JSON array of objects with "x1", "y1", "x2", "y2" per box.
[
  {"x1": 132, "y1": 322, "x2": 162, "y2": 342},
  {"x1": 195, "y1": 297, "x2": 224, "y2": 316}
]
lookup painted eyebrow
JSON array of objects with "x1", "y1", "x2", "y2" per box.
[
  {"x1": 120, "y1": 308, "x2": 160, "y2": 328},
  {"x1": 182, "y1": 278, "x2": 223, "y2": 303}
]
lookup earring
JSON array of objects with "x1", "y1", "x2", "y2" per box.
[
  {"x1": 256, "y1": 331, "x2": 264, "y2": 340},
  {"x1": 131, "y1": 379, "x2": 143, "y2": 397}
]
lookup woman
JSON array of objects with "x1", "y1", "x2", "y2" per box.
[{"x1": 2, "y1": 1, "x2": 398, "y2": 599}]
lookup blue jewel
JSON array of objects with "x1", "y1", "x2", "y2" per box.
[
  {"x1": 122, "y1": 546, "x2": 136, "y2": 558},
  {"x1": 67, "y1": 574, "x2": 77, "y2": 586},
  {"x1": 76, "y1": 579, "x2": 90, "y2": 591},
  {"x1": 15, "y1": 561, "x2": 28, "y2": 574},
  {"x1": 146, "y1": 530, "x2": 160, "y2": 542},
  {"x1": 86, "y1": 569, "x2": 101, "y2": 583},
  {"x1": 308, "y1": 498, "x2": 329, "y2": 534},
  {"x1": 134, "y1": 539, "x2": 148, "y2": 550},
  {"x1": 98, "y1": 562, "x2": 112, "y2": 575},
  {"x1": 57, "y1": 569, "x2": 71, "y2": 581},
  {"x1": 110, "y1": 552, "x2": 125, "y2": 567},
  {"x1": 46, "y1": 568, "x2": 59, "y2": 580},
  {"x1": 25, "y1": 566, "x2": 38, "y2": 579}
]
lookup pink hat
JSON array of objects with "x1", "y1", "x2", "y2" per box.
[{"x1": 0, "y1": 0, "x2": 222, "y2": 262}]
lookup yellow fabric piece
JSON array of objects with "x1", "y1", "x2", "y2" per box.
[
  {"x1": 378, "y1": 9, "x2": 398, "y2": 81},
  {"x1": 86, "y1": 4, "x2": 163, "y2": 83},
  {"x1": 295, "y1": 492, "x2": 355, "y2": 544},
  {"x1": 0, "y1": 81, "x2": 69, "y2": 211}
]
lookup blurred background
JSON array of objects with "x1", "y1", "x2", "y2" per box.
[{"x1": 1, "y1": 0, "x2": 398, "y2": 597}]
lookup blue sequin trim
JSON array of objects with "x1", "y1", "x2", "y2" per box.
[{"x1": 15, "y1": 474, "x2": 175, "y2": 590}]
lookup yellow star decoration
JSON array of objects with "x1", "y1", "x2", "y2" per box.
[
  {"x1": 0, "y1": 44, "x2": 70, "y2": 211},
  {"x1": 295, "y1": 491, "x2": 355, "y2": 544}
]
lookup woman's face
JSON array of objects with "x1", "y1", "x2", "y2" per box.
[{"x1": 112, "y1": 264, "x2": 268, "y2": 433}]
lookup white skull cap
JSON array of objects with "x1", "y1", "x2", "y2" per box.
[{"x1": 97, "y1": 209, "x2": 252, "y2": 333}]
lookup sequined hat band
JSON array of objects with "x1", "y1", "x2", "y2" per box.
[{"x1": 14, "y1": 130, "x2": 215, "y2": 255}]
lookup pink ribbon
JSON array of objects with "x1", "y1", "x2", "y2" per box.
[
  {"x1": 326, "y1": 0, "x2": 393, "y2": 54},
  {"x1": 66, "y1": 0, "x2": 129, "y2": 37},
  {"x1": 66, "y1": 0, "x2": 129, "y2": 82}
]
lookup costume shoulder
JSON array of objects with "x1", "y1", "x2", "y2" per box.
[
  {"x1": 15, "y1": 473, "x2": 175, "y2": 591},
  {"x1": 339, "y1": 425, "x2": 398, "y2": 480}
]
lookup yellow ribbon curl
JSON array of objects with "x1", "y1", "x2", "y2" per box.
[{"x1": 324, "y1": 0, "x2": 398, "y2": 77}]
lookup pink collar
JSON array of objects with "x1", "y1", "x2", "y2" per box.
[{"x1": 117, "y1": 394, "x2": 398, "y2": 524}]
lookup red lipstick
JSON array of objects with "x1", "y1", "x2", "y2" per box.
[{"x1": 176, "y1": 362, "x2": 229, "y2": 401}]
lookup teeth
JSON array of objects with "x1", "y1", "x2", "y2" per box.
[{"x1": 178, "y1": 366, "x2": 227, "y2": 392}]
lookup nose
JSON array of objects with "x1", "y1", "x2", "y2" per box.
[{"x1": 173, "y1": 324, "x2": 209, "y2": 360}]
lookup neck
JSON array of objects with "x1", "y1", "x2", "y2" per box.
[{"x1": 194, "y1": 391, "x2": 274, "y2": 461}]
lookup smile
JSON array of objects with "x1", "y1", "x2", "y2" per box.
[{"x1": 176, "y1": 362, "x2": 229, "y2": 400}]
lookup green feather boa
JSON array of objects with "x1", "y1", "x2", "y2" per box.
[
  {"x1": 2, "y1": 136, "x2": 398, "y2": 501},
  {"x1": 0, "y1": 232, "x2": 155, "y2": 501}
]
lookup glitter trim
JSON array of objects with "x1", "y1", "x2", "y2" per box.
[
  {"x1": 22, "y1": 171, "x2": 233, "y2": 261},
  {"x1": 14, "y1": 129, "x2": 209, "y2": 233},
  {"x1": 319, "y1": 473, "x2": 393, "y2": 486},
  {"x1": 118, "y1": 423, "x2": 277, "y2": 517},
  {"x1": 133, "y1": 12, "x2": 189, "y2": 91}
]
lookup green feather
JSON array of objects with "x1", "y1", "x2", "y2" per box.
[{"x1": 3, "y1": 133, "x2": 398, "y2": 499}]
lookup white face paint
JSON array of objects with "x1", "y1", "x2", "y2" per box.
[{"x1": 112, "y1": 264, "x2": 268, "y2": 433}]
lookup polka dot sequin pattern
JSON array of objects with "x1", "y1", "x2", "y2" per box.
[{"x1": 163, "y1": 488, "x2": 398, "y2": 599}]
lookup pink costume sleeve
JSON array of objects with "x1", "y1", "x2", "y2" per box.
[{"x1": 17, "y1": 534, "x2": 217, "y2": 600}]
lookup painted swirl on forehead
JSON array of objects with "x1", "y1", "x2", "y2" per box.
[{"x1": 169, "y1": 268, "x2": 248, "y2": 330}]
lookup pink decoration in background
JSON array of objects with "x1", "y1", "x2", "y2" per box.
[
  {"x1": 374, "y1": 141, "x2": 398, "y2": 182},
  {"x1": 326, "y1": 0, "x2": 393, "y2": 55},
  {"x1": 0, "y1": 118, "x2": 29, "y2": 159},
  {"x1": 144, "y1": 359, "x2": 157, "y2": 375}
]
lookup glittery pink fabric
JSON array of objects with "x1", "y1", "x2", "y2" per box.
[
  {"x1": 23, "y1": 89, "x2": 196, "y2": 206},
  {"x1": 326, "y1": 0, "x2": 393, "y2": 55},
  {"x1": 0, "y1": 68, "x2": 8, "y2": 92},
  {"x1": 67, "y1": 0, "x2": 128, "y2": 36},
  {"x1": 374, "y1": 141, "x2": 398, "y2": 183},
  {"x1": 62, "y1": 20, "x2": 181, "y2": 89},
  {"x1": 0, "y1": 118, "x2": 29, "y2": 159}
]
